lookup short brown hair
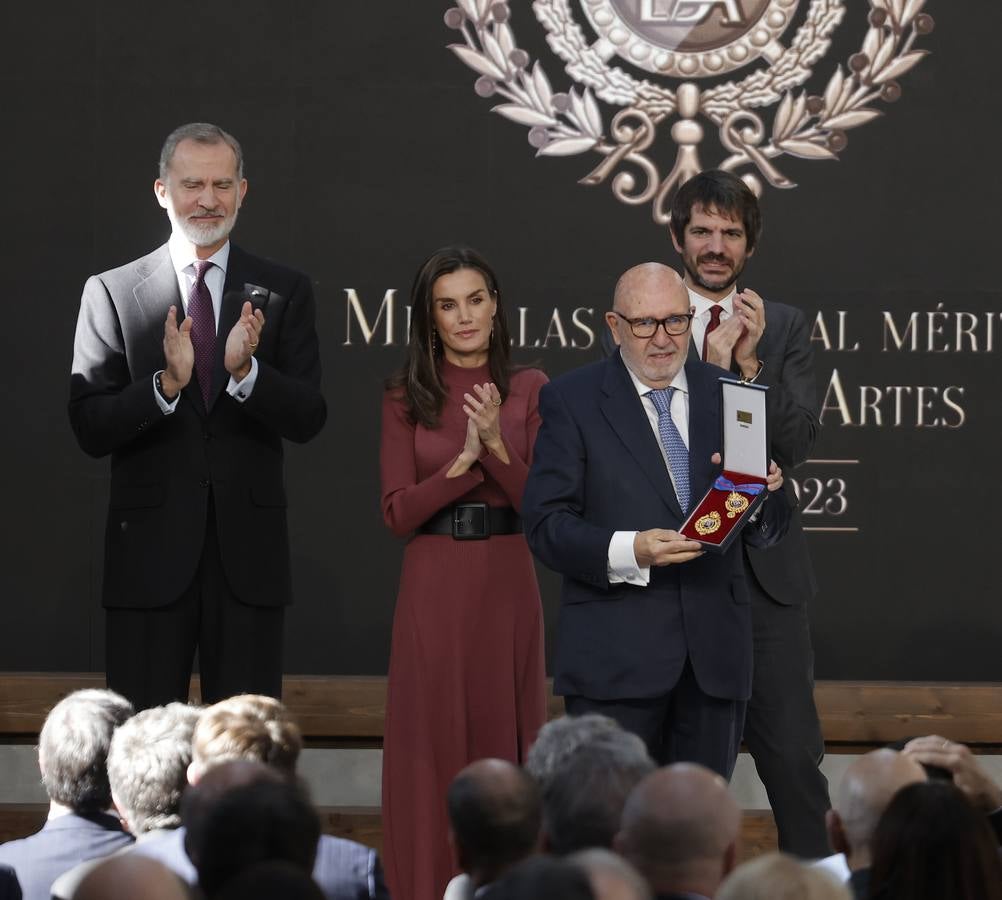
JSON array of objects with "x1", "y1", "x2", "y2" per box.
[{"x1": 192, "y1": 695, "x2": 302, "y2": 776}]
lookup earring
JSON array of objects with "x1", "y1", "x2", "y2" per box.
[{"x1": 432, "y1": 330, "x2": 440, "y2": 353}]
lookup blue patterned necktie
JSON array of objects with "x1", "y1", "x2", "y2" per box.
[
  {"x1": 648, "y1": 387, "x2": 690, "y2": 513},
  {"x1": 188, "y1": 259, "x2": 216, "y2": 408}
]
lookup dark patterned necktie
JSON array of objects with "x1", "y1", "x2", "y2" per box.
[
  {"x1": 701, "y1": 303, "x2": 723, "y2": 361},
  {"x1": 648, "y1": 387, "x2": 690, "y2": 514},
  {"x1": 188, "y1": 260, "x2": 216, "y2": 408}
]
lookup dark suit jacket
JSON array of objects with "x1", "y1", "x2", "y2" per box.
[
  {"x1": 0, "y1": 866, "x2": 19, "y2": 900},
  {"x1": 738, "y1": 299, "x2": 818, "y2": 605},
  {"x1": 129, "y1": 827, "x2": 389, "y2": 900},
  {"x1": 0, "y1": 812, "x2": 132, "y2": 900},
  {"x1": 69, "y1": 243, "x2": 326, "y2": 609},
  {"x1": 523, "y1": 352, "x2": 790, "y2": 703}
]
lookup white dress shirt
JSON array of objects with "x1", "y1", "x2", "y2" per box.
[
  {"x1": 688, "y1": 286, "x2": 735, "y2": 361},
  {"x1": 154, "y1": 233, "x2": 259, "y2": 413},
  {"x1": 607, "y1": 362, "x2": 690, "y2": 586}
]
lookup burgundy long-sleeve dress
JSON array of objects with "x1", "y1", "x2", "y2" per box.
[{"x1": 379, "y1": 360, "x2": 548, "y2": 900}]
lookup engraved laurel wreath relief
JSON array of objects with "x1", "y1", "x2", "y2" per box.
[{"x1": 444, "y1": 0, "x2": 934, "y2": 227}]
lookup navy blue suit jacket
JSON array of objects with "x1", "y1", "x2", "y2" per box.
[
  {"x1": 523, "y1": 352, "x2": 789, "y2": 703},
  {"x1": 0, "y1": 812, "x2": 132, "y2": 900}
]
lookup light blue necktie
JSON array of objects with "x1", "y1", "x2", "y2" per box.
[{"x1": 648, "y1": 387, "x2": 690, "y2": 513}]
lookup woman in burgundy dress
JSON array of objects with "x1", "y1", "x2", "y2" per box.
[{"x1": 380, "y1": 247, "x2": 547, "y2": 900}]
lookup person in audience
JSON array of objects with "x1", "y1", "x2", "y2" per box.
[
  {"x1": 132, "y1": 694, "x2": 389, "y2": 899},
  {"x1": 615, "y1": 763, "x2": 740, "y2": 899},
  {"x1": 541, "y1": 730, "x2": 654, "y2": 855},
  {"x1": 0, "y1": 865, "x2": 19, "y2": 900},
  {"x1": 213, "y1": 861, "x2": 326, "y2": 900},
  {"x1": 74, "y1": 856, "x2": 189, "y2": 900},
  {"x1": 822, "y1": 749, "x2": 926, "y2": 898},
  {"x1": 903, "y1": 733, "x2": 1002, "y2": 840},
  {"x1": 569, "y1": 848, "x2": 651, "y2": 900},
  {"x1": 186, "y1": 763, "x2": 320, "y2": 897},
  {"x1": 716, "y1": 853, "x2": 849, "y2": 900},
  {"x1": 0, "y1": 689, "x2": 134, "y2": 900},
  {"x1": 524, "y1": 715, "x2": 621, "y2": 787},
  {"x1": 487, "y1": 856, "x2": 595, "y2": 900},
  {"x1": 444, "y1": 759, "x2": 541, "y2": 900},
  {"x1": 867, "y1": 780, "x2": 1002, "y2": 900},
  {"x1": 52, "y1": 702, "x2": 201, "y2": 898}
]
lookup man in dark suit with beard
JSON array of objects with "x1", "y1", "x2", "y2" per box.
[
  {"x1": 668, "y1": 169, "x2": 829, "y2": 856},
  {"x1": 69, "y1": 122, "x2": 326, "y2": 709}
]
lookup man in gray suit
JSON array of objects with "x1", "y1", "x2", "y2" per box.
[
  {"x1": 69, "y1": 122, "x2": 326, "y2": 709},
  {"x1": 668, "y1": 170, "x2": 829, "y2": 857}
]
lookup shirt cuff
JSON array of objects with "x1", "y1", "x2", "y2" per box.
[
  {"x1": 227, "y1": 356, "x2": 259, "y2": 402},
  {"x1": 154, "y1": 372, "x2": 179, "y2": 415},
  {"x1": 607, "y1": 531, "x2": 650, "y2": 586}
]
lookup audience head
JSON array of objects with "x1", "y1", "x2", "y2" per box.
[
  {"x1": 38, "y1": 688, "x2": 134, "y2": 813},
  {"x1": 716, "y1": 853, "x2": 850, "y2": 900},
  {"x1": 75, "y1": 855, "x2": 189, "y2": 900},
  {"x1": 569, "y1": 848, "x2": 652, "y2": 900},
  {"x1": 525, "y1": 714, "x2": 621, "y2": 787},
  {"x1": 182, "y1": 760, "x2": 320, "y2": 897},
  {"x1": 212, "y1": 861, "x2": 324, "y2": 900},
  {"x1": 489, "y1": 856, "x2": 595, "y2": 900},
  {"x1": 447, "y1": 758, "x2": 541, "y2": 886},
  {"x1": 107, "y1": 702, "x2": 200, "y2": 834},
  {"x1": 190, "y1": 693, "x2": 302, "y2": 781},
  {"x1": 616, "y1": 762, "x2": 741, "y2": 898},
  {"x1": 542, "y1": 728, "x2": 655, "y2": 855},
  {"x1": 868, "y1": 780, "x2": 1002, "y2": 900},
  {"x1": 825, "y1": 747, "x2": 926, "y2": 870}
]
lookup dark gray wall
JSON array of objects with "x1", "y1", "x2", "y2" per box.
[{"x1": 1, "y1": 1, "x2": 997, "y2": 679}]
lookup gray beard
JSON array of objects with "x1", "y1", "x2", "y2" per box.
[{"x1": 178, "y1": 211, "x2": 238, "y2": 248}]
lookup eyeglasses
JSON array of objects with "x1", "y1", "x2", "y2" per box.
[{"x1": 613, "y1": 311, "x2": 694, "y2": 338}]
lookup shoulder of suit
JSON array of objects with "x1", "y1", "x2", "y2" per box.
[
  {"x1": 228, "y1": 243, "x2": 311, "y2": 286},
  {"x1": 93, "y1": 244, "x2": 171, "y2": 286},
  {"x1": 546, "y1": 356, "x2": 610, "y2": 392}
]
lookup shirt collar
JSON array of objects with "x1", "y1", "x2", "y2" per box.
[
  {"x1": 619, "y1": 352, "x2": 689, "y2": 400},
  {"x1": 167, "y1": 232, "x2": 231, "y2": 278},
  {"x1": 686, "y1": 284, "x2": 735, "y2": 319}
]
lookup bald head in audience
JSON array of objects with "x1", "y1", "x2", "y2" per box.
[
  {"x1": 825, "y1": 748, "x2": 926, "y2": 872},
  {"x1": 75, "y1": 856, "x2": 188, "y2": 900},
  {"x1": 447, "y1": 758, "x2": 541, "y2": 889},
  {"x1": 717, "y1": 853, "x2": 850, "y2": 900},
  {"x1": 616, "y1": 763, "x2": 741, "y2": 898}
]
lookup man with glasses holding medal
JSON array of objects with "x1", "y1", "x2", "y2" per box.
[{"x1": 523, "y1": 262, "x2": 790, "y2": 779}]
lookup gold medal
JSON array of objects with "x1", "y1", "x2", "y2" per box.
[
  {"x1": 695, "y1": 511, "x2": 721, "y2": 535},
  {"x1": 725, "y1": 491, "x2": 749, "y2": 519}
]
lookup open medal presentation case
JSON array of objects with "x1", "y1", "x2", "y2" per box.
[{"x1": 679, "y1": 378, "x2": 770, "y2": 553}]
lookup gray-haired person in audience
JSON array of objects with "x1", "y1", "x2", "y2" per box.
[
  {"x1": 569, "y1": 848, "x2": 651, "y2": 900},
  {"x1": 51, "y1": 702, "x2": 200, "y2": 898},
  {"x1": 131, "y1": 693, "x2": 390, "y2": 900},
  {"x1": 541, "y1": 728, "x2": 654, "y2": 855},
  {"x1": 0, "y1": 689, "x2": 134, "y2": 900},
  {"x1": 525, "y1": 714, "x2": 622, "y2": 786},
  {"x1": 615, "y1": 763, "x2": 741, "y2": 900},
  {"x1": 443, "y1": 759, "x2": 541, "y2": 900}
]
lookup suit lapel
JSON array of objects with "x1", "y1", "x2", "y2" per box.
[
  {"x1": 133, "y1": 245, "x2": 181, "y2": 341},
  {"x1": 600, "y1": 353, "x2": 684, "y2": 520}
]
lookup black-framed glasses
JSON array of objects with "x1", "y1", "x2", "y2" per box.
[{"x1": 613, "y1": 311, "x2": 694, "y2": 338}]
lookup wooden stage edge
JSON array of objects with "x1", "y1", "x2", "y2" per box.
[{"x1": 3, "y1": 674, "x2": 1002, "y2": 747}]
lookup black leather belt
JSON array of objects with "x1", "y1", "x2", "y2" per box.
[{"x1": 418, "y1": 503, "x2": 522, "y2": 540}]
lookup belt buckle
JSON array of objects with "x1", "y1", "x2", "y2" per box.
[{"x1": 452, "y1": 502, "x2": 489, "y2": 540}]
